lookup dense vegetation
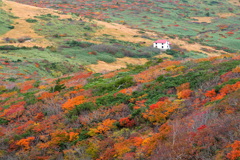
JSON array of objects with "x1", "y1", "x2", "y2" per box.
[
  {"x1": 0, "y1": 0, "x2": 240, "y2": 159},
  {"x1": 0, "y1": 54, "x2": 240, "y2": 159}
]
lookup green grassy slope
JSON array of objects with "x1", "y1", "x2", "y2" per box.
[
  {"x1": 0, "y1": 1, "x2": 15, "y2": 35},
  {"x1": 11, "y1": 0, "x2": 240, "y2": 52}
]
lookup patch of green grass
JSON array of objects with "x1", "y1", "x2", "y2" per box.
[
  {"x1": 184, "y1": 51, "x2": 208, "y2": 59},
  {"x1": 0, "y1": 3, "x2": 15, "y2": 35},
  {"x1": 34, "y1": 16, "x2": 99, "y2": 44},
  {"x1": 96, "y1": 53, "x2": 116, "y2": 63},
  {"x1": 34, "y1": 13, "x2": 59, "y2": 20}
]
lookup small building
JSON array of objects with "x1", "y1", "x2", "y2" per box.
[{"x1": 153, "y1": 39, "x2": 171, "y2": 51}]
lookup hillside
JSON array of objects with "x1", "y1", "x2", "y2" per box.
[
  {"x1": 0, "y1": 0, "x2": 240, "y2": 160},
  {"x1": 0, "y1": 0, "x2": 238, "y2": 75},
  {"x1": 10, "y1": 0, "x2": 240, "y2": 52},
  {"x1": 1, "y1": 53, "x2": 240, "y2": 160}
]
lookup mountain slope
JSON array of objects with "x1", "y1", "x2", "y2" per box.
[
  {"x1": 0, "y1": 0, "x2": 234, "y2": 75},
  {"x1": 10, "y1": 0, "x2": 240, "y2": 52},
  {"x1": 0, "y1": 1, "x2": 239, "y2": 159},
  {"x1": 0, "y1": 54, "x2": 240, "y2": 159}
]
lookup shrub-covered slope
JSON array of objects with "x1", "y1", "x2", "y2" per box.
[{"x1": 0, "y1": 54, "x2": 239, "y2": 159}]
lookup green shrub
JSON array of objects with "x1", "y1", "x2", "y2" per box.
[
  {"x1": 50, "y1": 79, "x2": 66, "y2": 92},
  {"x1": 0, "y1": 45, "x2": 28, "y2": 50},
  {"x1": 160, "y1": 70, "x2": 217, "y2": 89},
  {"x1": 34, "y1": 14, "x2": 59, "y2": 20},
  {"x1": 165, "y1": 49, "x2": 182, "y2": 57},
  {"x1": 22, "y1": 92, "x2": 37, "y2": 105},
  {"x1": 66, "y1": 40, "x2": 94, "y2": 48},
  {"x1": 26, "y1": 18, "x2": 38, "y2": 23},
  {"x1": 90, "y1": 44, "x2": 119, "y2": 55},
  {"x1": 97, "y1": 54, "x2": 116, "y2": 63},
  {"x1": 217, "y1": 60, "x2": 240, "y2": 75},
  {"x1": 77, "y1": 130, "x2": 90, "y2": 141},
  {"x1": 13, "y1": 131, "x2": 32, "y2": 140},
  {"x1": 95, "y1": 75, "x2": 135, "y2": 94},
  {"x1": 68, "y1": 102, "x2": 98, "y2": 118},
  {"x1": 7, "y1": 25, "x2": 14, "y2": 29},
  {"x1": 96, "y1": 93, "x2": 131, "y2": 107},
  {"x1": 5, "y1": 77, "x2": 18, "y2": 82},
  {"x1": 0, "y1": 118, "x2": 9, "y2": 125}
]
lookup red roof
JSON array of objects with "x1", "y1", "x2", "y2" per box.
[{"x1": 154, "y1": 39, "x2": 169, "y2": 43}]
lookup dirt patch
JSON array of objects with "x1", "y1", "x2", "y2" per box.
[
  {"x1": 93, "y1": 20, "x2": 153, "y2": 45},
  {"x1": 191, "y1": 17, "x2": 215, "y2": 23},
  {"x1": 87, "y1": 57, "x2": 148, "y2": 73},
  {"x1": 154, "y1": 53, "x2": 173, "y2": 59},
  {"x1": 228, "y1": 0, "x2": 240, "y2": 6},
  {"x1": 217, "y1": 13, "x2": 237, "y2": 18},
  {"x1": 168, "y1": 37, "x2": 223, "y2": 56}
]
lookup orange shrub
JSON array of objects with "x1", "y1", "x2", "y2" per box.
[
  {"x1": 205, "y1": 89, "x2": 217, "y2": 98},
  {"x1": 227, "y1": 141, "x2": 240, "y2": 160},
  {"x1": 119, "y1": 117, "x2": 135, "y2": 127},
  {"x1": 62, "y1": 95, "x2": 85, "y2": 111},
  {"x1": 88, "y1": 119, "x2": 117, "y2": 136},
  {"x1": 16, "y1": 137, "x2": 35, "y2": 150},
  {"x1": 177, "y1": 89, "x2": 193, "y2": 99},
  {"x1": 232, "y1": 55, "x2": 240, "y2": 60},
  {"x1": 114, "y1": 137, "x2": 143, "y2": 158},
  {"x1": 232, "y1": 66, "x2": 240, "y2": 73},
  {"x1": 0, "y1": 91, "x2": 17, "y2": 99},
  {"x1": 96, "y1": 119, "x2": 116, "y2": 134},
  {"x1": 142, "y1": 123, "x2": 171, "y2": 155},
  {"x1": 38, "y1": 91, "x2": 59, "y2": 100},
  {"x1": 116, "y1": 86, "x2": 138, "y2": 96},
  {"x1": 42, "y1": 130, "x2": 79, "y2": 148},
  {"x1": 143, "y1": 99, "x2": 179, "y2": 124},
  {"x1": 211, "y1": 82, "x2": 240, "y2": 101},
  {"x1": 176, "y1": 82, "x2": 190, "y2": 93},
  {"x1": 0, "y1": 101, "x2": 26, "y2": 120}
]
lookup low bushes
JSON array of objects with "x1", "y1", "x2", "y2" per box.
[
  {"x1": 68, "y1": 102, "x2": 98, "y2": 117},
  {"x1": 66, "y1": 40, "x2": 94, "y2": 48},
  {"x1": 94, "y1": 75, "x2": 135, "y2": 95},
  {"x1": 97, "y1": 54, "x2": 116, "y2": 63},
  {"x1": 0, "y1": 45, "x2": 29, "y2": 50},
  {"x1": 26, "y1": 18, "x2": 38, "y2": 23}
]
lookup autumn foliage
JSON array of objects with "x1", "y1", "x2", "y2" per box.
[
  {"x1": 119, "y1": 117, "x2": 135, "y2": 127},
  {"x1": 142, "y1": 99, "x2": 180, "y2": 124},
  {"x1": 227, "y1": 141, "x2": 240, "y2": 160},
  {"x1": 62, "y1": 95, "x2": 85, "y2": 111},
  {"x1": 16, "y1": 137, "x2": 35, "y2": 150},
  {"x1": 205, "y1": 81, "x2": 240, "y2": 101}
]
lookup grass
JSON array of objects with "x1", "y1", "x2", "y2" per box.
[
  {"x1": 0, "y1": 48, "x2": 82, "y2": 77},
  {"x1": 34, "y1": 14, "x2": 60, "y2": 20},
  {"x1": 1, "y1": 0, "x2": 238, "y2": 80},
  {"x1": 33, "y1": 15, "x2": 99, "y2": 44},
  {"x1": 0, "y1": 1, "x2": 15, "y2": 35},
  {"x1": 183, "y1": 51, "x2": 208, "y2": 59},
  {"x1": 9, "y1": 0, "x2": 240, "y2": 52}
]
